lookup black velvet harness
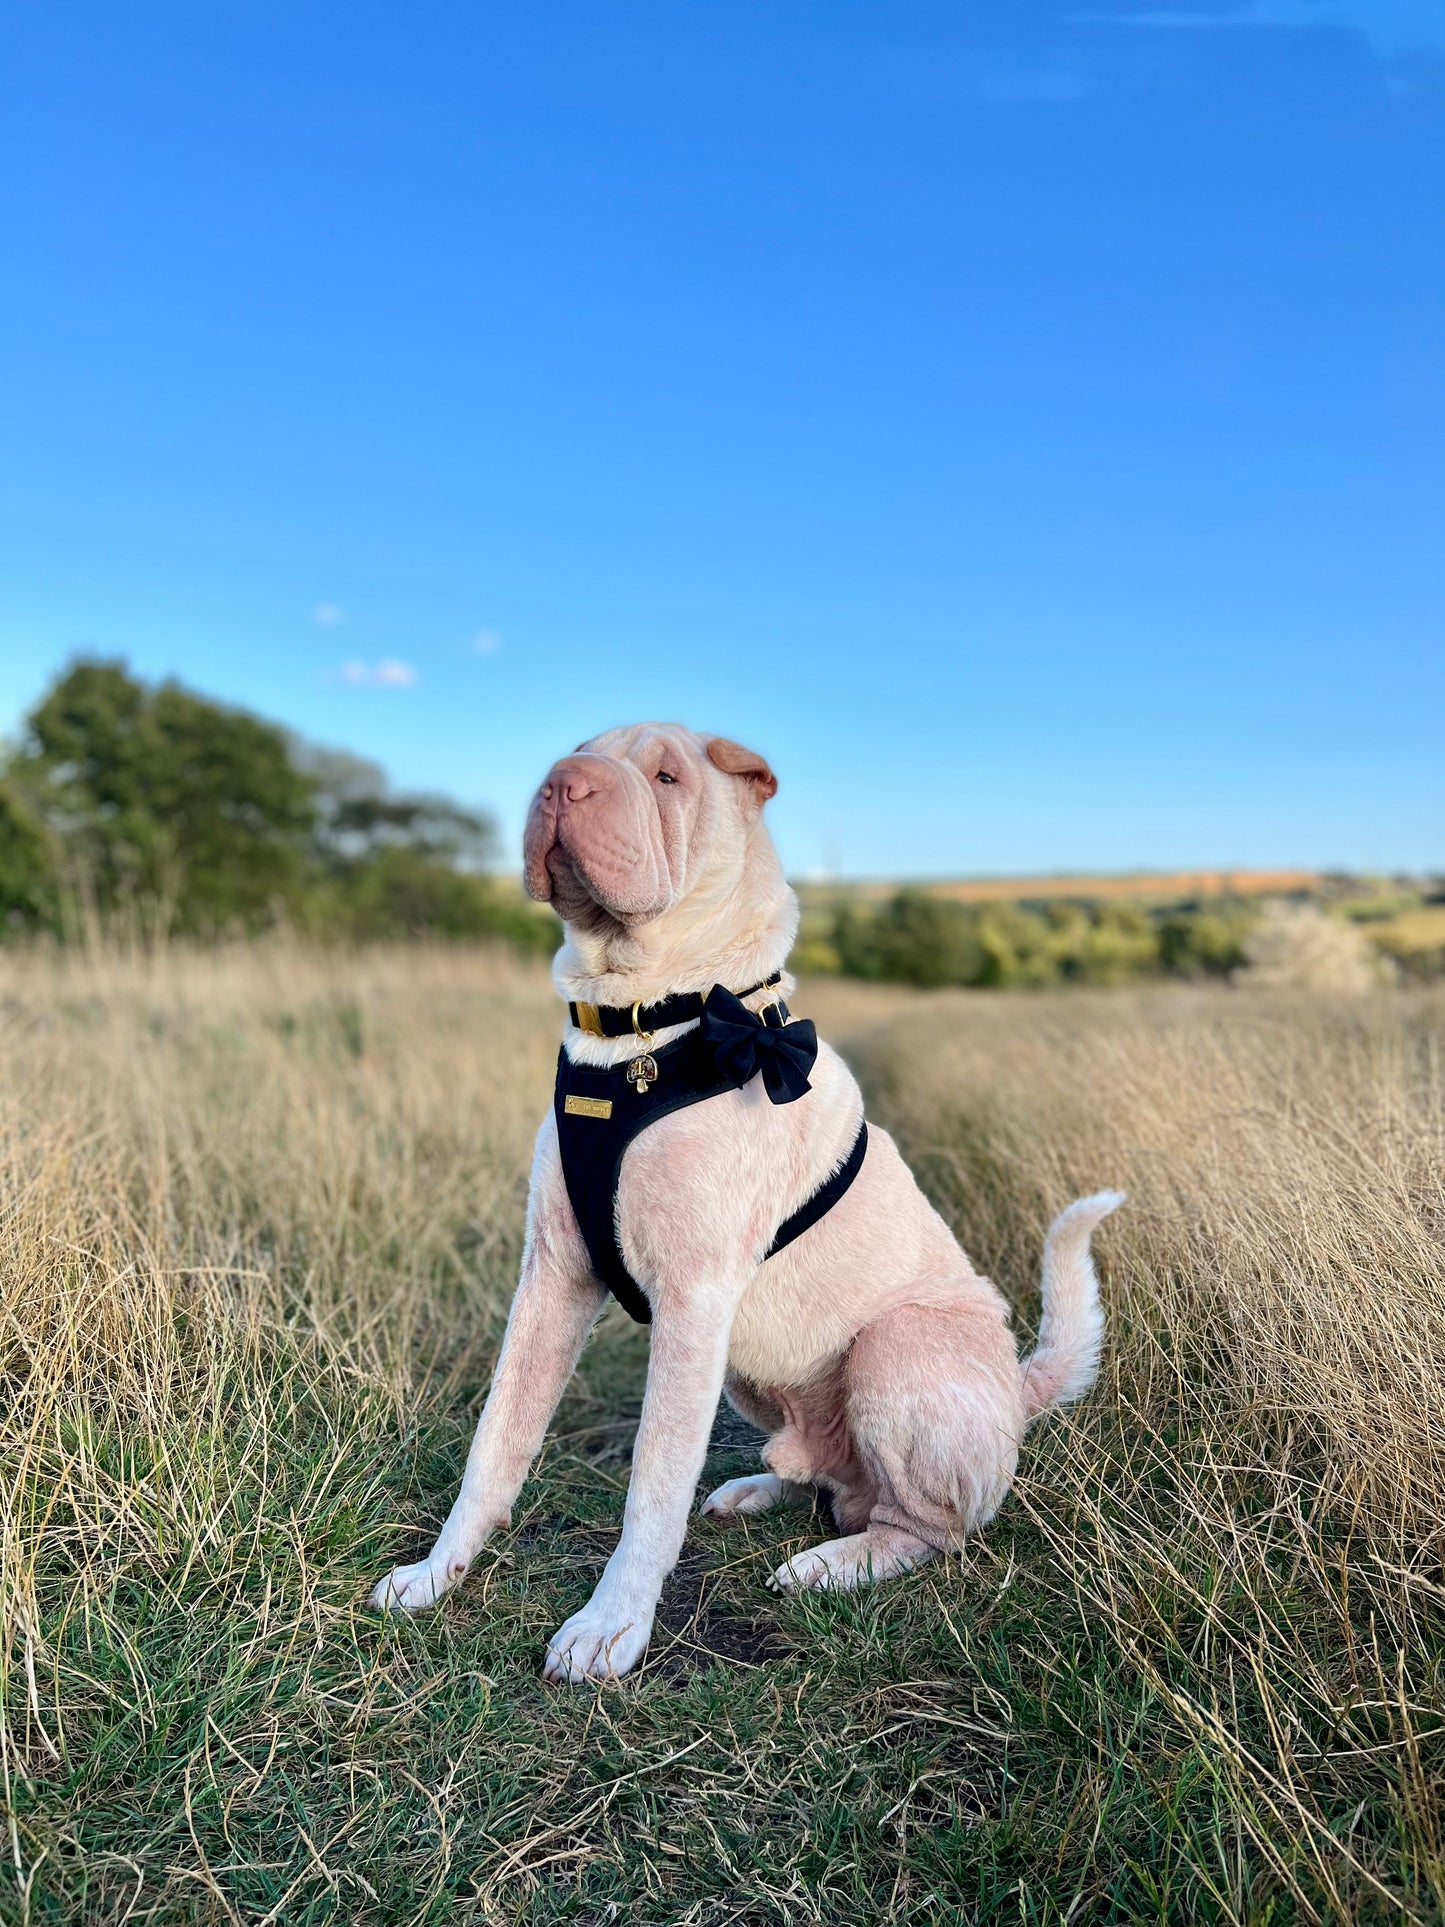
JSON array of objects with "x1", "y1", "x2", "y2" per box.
[{"x1": 553, "y1": 983, "x2": 868, "y2": 1324}]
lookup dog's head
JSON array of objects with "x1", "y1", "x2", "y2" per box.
[{"x1": 523, "y1": 723, "x2": 778, "y2": 932}]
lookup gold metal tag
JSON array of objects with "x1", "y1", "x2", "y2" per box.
[
  {"x1": 574, "y1": 1002, "x2": 605, "y2": 1038},
  {"x1": 564, "y1": 1094, "x2": 613, "y2": 1119}
]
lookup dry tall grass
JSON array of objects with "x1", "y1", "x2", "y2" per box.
[
  {"x1": 844, "y1": 982, "x2": 1445, "y2": 1915},
  {"x1": 1, "y1": 947, "x2": 1442, "y2": 1923}
]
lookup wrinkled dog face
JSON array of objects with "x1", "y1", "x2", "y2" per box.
[{"x1": 523, "y1": 723, "x2": 776, "y2": 930}]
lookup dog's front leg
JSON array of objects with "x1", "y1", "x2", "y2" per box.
[
  {"x1": 371, "y1": 1135, "x2": 605, "y2": 1615},
  {"x1": 542, "y1": 1276, "x2": 741, "y2": 1683}
]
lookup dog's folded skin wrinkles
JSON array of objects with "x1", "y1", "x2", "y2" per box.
[{"x1": 369, "y1": 723, "x2": 1124, "y2": 1683}]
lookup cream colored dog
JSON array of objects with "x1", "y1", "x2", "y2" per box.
[{"x1": 370, "y1": 723, "x2": 1122, "y2": 1682}]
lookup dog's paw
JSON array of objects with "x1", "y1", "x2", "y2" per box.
[
  {"x1": 766, "y1": 1527, "x2": 937, "y2": 1594},
  {"x1": 766, "y1": 1547, "x2": 839, "y2": 1593},
  {"x1": 700, "y1": 1472, "x2": 785, "y2": 1519},
  {"x1": 368, "y1": 1550, "x2": 468, "y2": 1615},
  {"x1": 542, "y1": 1596, "x2": 654, "y2": 1684}
]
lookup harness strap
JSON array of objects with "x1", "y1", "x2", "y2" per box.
[
  {"x1": 553, "y1": 1015, "x2": 868, "y2": 1325},
  {"x1": 765, "y1": 1121, "x2": 869, "y2": 1261}
]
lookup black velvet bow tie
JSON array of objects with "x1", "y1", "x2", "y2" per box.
[{"x1": 699, "y1": 984, "x2": 818, "y2": 1104}]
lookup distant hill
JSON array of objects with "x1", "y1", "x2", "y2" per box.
[{"x1": 797, "y1": 869, "x2": 1322, "y2": 907}]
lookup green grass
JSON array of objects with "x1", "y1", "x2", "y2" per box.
[{"x1": 14, "y1": 1357, "x2": 1432, "y2": 1925}]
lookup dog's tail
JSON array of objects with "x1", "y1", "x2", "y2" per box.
[{"x1": 1018, "y1": 1191, "x2": 1125, "y2": 1424}]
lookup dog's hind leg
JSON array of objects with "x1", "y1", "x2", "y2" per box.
[
  {"x1": 700, "y1": 1374, "x2": 809, "y2": 1520},
  {"x1": 765, "y1": 1297, "x2": 1025, "y2": 1593},
  {"x1": 709, "y1": 1360, "x2": 880, "y2": 1532}
]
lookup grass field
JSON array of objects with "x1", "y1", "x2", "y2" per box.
[{"x1": 2, "y1": 946, "x2": 1443, "y2": 1925}]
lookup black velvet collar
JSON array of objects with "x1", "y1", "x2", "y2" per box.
[{"x1": 568, "y1": 971, "x2": 784, "y2": 1039}]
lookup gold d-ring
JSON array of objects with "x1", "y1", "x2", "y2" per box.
[{"x1": 630, "y1": 1001, "x2": 656, "y2": 1044}]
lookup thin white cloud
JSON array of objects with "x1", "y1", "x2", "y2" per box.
[
  {"x1": 313, "y1": 602, "x2": 345, "y2": 627},
  {"x1": 471, "y1": 628, "x2": 503, "y2": 656},
  {"x1": 1080, "y1": 1, "x2": 1444, "y2": 57},
  {"x1": 325, "y1": 658, "x2": 418, "y2": 689}
]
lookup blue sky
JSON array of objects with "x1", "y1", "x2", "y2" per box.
[{"x1": 2, "y1": 1, "x2": 1440, "y2": 878}]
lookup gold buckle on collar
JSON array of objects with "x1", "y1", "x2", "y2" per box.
[
  {"x1": 754, "y1": 976, "x2": 787, "y2": 1027},
  {"x1": 574, "y1": 1001, "x2": 605, "y2": 1038}
]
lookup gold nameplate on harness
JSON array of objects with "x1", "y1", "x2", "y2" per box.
[
  {"x1": 573, "y1": 1002, "x2": 605, "y2": 1038},
  {"x1": 564, "y1": 1095, "x2": 613, "y2": 1120}
]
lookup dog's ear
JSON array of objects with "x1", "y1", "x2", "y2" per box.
[{"x1": 706, "y1": 736, "x2": 778, "y2": 808}]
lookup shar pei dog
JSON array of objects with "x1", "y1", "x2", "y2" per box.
[{"x1": 372, "y1": 723, "x2": 1122, "y2": 1682}]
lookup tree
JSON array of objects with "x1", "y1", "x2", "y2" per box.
[
  {"x1": 835, "y1": 890, "x2": 989, "y2": 987},
  {"x1": 1240, "y1": 902, "x2": 1390, "y2": 993},
  {"x1": 0, "y1": 659, "x2": 561, "y2": 953},
  {"x1": 1157, "y1": 906, "x2": 1252, "y2": 978},
  {"x1": 287, "y1": 738, "x2": 552, "y2": 944},
  {"x1": 294, "y1": 740, "x2": 498, "y2": 875},
  {"x1": 9, "y1": 659, "x2": 316, "y2": 932},
  {"x1": 0, "y1": 781, "x2": 57, "y2": 931}
]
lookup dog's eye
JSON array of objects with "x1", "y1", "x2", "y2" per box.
[{"x1": 657, "y1": 771, "x2": 677, "y2": 785}]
